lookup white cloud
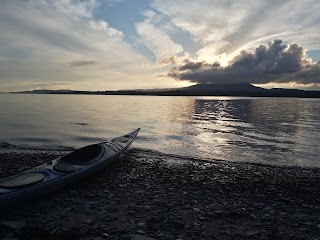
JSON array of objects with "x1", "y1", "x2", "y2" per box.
[
  {"x1": 89, "y1": 20, "x2": 124, "y2": 39},
  {"x1": 135, "y1": 21, "x2": 183, "y2": 62},
  {"x1": 151, "y1": 0, "x2": 320, "y2": 60},
  {"x1": 135, "y1": 10, "x2": 184, "y2": 61},
  {"x1": 142, "y1": 10, "x2": 157, "y2": 19}
]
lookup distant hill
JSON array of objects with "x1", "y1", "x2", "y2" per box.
[
  {"x1": 181, "y1": 83, "x2": 266, "y2": 92},
  {"x1": 177, "y1": 83, "x2": 320, "y2": 97},
  {"x1": 12, "y1": 83, "x2": 320, "y2": 98},
  {"x1": 17, "y1": 89, "x2": 74, "y2": 94},
  {"x1": 13, "y1": 89, "x2": 101, "y2": 94}
]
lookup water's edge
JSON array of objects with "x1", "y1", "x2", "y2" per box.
[{"x1": 1, "y1": 141, "x2": 319, "y2": 170}]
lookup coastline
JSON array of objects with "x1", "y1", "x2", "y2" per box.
[{"x1": 1, "y1": 149, "x2": 320, "y2": 240}]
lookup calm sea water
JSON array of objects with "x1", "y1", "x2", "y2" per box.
[{"x1": 1, "y1": 93, "x2": 320, "y2": 167}]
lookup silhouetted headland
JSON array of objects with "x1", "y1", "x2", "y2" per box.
[{"x1": 12, "y1": 83, "x2": 320, "y2": 98}]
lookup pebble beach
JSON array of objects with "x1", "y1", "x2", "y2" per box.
[{"x1": 1, "y1": 149, "x2": 320, "y2": 240}]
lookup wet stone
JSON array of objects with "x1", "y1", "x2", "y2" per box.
[
  {"x1": 1, "y1": 150, "x2": 320, "y2": 240},
  {"x1": 193, "y1": 208, "x2": 200, "y2": 212},
  {"x1": 119, "y1": 234, "x2": 156, "y2": 240},
  {"x1": 0, "y1": 221, "x2": 26, "y2": 231}
]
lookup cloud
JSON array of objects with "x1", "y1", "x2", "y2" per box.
[
  {"x1": 158, "y1": 52, "x2": 191, "y2": 65},
  {"x1": 0, "y1": 0, "x2": 151, "y2": 91},
  {"x1": 135, "y1": 10, "x2": 183, "y2": 61},
  {"x1": 151, "y1": 0, "x2": 320, "y2": 59},
  {"x1": 168, "y1": 40, "x2": 320, "y2": 85},
  {"x1": 286, "y1": 61, "x2": 320, "y2": 85},
  {"x1": 89, "y1": 20, "x2": 124, "y2": 39},
  {"x1": 69, "y1": 60, "x2": 96, "y2": 67},
  {"x1": 159, "y1": 56, "x2": 176, "y2": 65}
]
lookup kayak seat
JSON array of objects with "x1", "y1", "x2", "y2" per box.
[
  {"x1": 0, "y1": 172, "x2": 45, "y2": 189},
  {"x1": 53, "y1": 161, "x2": 77, "y2": 173},
  {"x1": 59, "y1": 144, "x2": 103, "y2": 164}
]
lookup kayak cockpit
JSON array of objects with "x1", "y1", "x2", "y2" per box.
[
  {"x1": 59, "y1": 144, "x2": 103, "y2": 165},
  {"x1": 112, "y1": 135, "x2": 131, "y2": 143}
]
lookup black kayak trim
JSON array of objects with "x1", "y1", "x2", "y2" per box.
[{"x1": 0, "y1": 128, "x2": 140, "y2": 210}]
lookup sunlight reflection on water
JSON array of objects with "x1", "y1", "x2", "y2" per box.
[{"x1": 0, "y1": 94, "x2": 320, "y2": 167}]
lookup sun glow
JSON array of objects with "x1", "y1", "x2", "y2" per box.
[{"x1": 197, "y1": 52, "x2": 230, "y2": 67}]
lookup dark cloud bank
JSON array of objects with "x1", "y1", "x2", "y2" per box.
[{"x1": 168, "y1": 40, "x2": 320, "y2": 85}]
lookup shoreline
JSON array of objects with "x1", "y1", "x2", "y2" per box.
[{"x1": 1, "y1": 150, "x2": 320, "y2": 239}]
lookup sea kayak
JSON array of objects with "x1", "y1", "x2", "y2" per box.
[{"x1": 0, "y1": 128, "x2": 140, "y2": 210}]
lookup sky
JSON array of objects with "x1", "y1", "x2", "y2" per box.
[{"x1": 0, "y1": 0, "x2": 320, "y2": 92}]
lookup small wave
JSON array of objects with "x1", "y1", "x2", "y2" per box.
[
  {"x1": 127, "y1": 147, "x2": 226, "y2": 165},
  {"x1": 75, "y1": 122, "x2": 89, "y2": 126},
  {"x1": 127, "y1": 148, "x2": 320, "y2": 169},
  {"x1": 10, "y1": 137, "x2": 55, "y2": 143},
  {"x1": 135, "y1": 135, "x2": 157, "y2": 142},
  {"x1": 0, "y1": 141, "x2": 18, "y2": 149},
  {"x1": 0, "y1": 141, "x2": 75, "y2": 152}
]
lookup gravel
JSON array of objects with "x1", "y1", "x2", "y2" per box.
[{"x1": 1, "y1": 149, "x2": 320, "y2": 240}]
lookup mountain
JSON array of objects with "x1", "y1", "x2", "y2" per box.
[
  {"x1": 181, "y1": 83, "x2": 266, "y2": 92},
  {"x1": 12, "y1": 83, "x2": 320, "y2": 98}
]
